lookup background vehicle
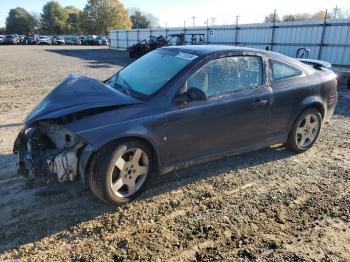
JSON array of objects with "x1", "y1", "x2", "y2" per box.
[
  {"x1": 80, "y1": 36, "x2": 88, "y2": 45},
  {"x1": 37, "y1": 36, "x2": 51, "y2": 45},
  {"x1": 95, "y1": 36, "x2": 109, "y2": 46},
  {"x1": 23, "y1": 36, "x2": 35, "y2": 45},
  {"x1": 0, "y1": 35, "x2": 4, "y2": 44},
  {"x1": 4, "y1": 35, "x2": 19, "y2": 44},
  {"x1": 53, "y1": 36, "x2": 65, "y2": 45},
  {"x1": 13, "y1": 46, "x2": 337, "y2": 205},
  {"x1": 128, "y1": 33, "x2": 205, "y2": 58},
  {"x1": 81, "y1": 35, "x2": 97, "y2": 45},
  {"x1": 70, "y1": 36, "x2": 81, "y2": 45}
]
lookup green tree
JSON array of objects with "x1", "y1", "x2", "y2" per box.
[
  {"x1": 81, "y1": 0, "x2": 131, "y2": 35},
  {"x1": 312, "y1": 11, "x2": 331, "y2": 20},
  {"x1": 31, "y1": 12, "x2": 41, "y2": 33},
  {"x1": 264, "y1": 12, "x2": 280, "y2": 23},
  {"x1": 6, "y1": 7, "x2": 36, "y2": 34},
  {"x1": 283, "y1": 13, "x2": 312, "y2": 21},
  {"x1": 128, "y1": 7, "x2": 159, "y2": 28},
  {"x1": 282, "y1": 14, "x2": 296, "y2": 22},
  {"x1": 41, "y1": 1, "x2": 68, "y2": 34},
  {"x1": 65, "y1": 6, "x2": 83, "y2": 34},
  {"x1": 130, "y1": 10, "x2": 151, "y2": 29}
]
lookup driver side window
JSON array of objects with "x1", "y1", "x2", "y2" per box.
[{"x1": 187, "y1": 56, "x2": 263, "y2": 98}]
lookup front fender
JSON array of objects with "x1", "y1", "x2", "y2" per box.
[{"x1": 69, "y1": 113, "x2": 167, "y2": 184}]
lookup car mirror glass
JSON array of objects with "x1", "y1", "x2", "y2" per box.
[
  {"x1": 188, "y1": 87, "x2": 207, "y2": 102},
  {"x1": 174, "y1": 92, "x2": 188, "y2": 105}
]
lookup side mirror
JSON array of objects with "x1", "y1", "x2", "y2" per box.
[
  {"x1": 174, "y1": 83, "x2": 207, "y2": 105},
  {"x1": 187, "y1": 87, "x2": 207, "y2": 102},
  {"x1": 174, "y1": 92, "x2": 189, "y2": 105}
]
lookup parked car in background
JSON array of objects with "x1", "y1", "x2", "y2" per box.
[
  {"x1": 4, "y1": 35, "x2": 19, "y2": 45},
  {"x1": 18, "y1": 35, "x2": 26, "y2": 44},
  {"x1": 54, "y1": 36, "x2": 65, "y2": 45},
  {"x1": 71, "y1": 36, "x2": 81, "y2": 45},
  {"x1": 0, "y1": 35, "x2": 4, "y2": 44},
  {"x1": 84, "y1": 35, "x2": 97, "y2": 45},
  {"x1": 80, "y1": 36, "x2": 87, "y2": 45},
  {"x1": 64, "y1": 37, "x2": 73, "y2": 45},
  {"x1": 13, "y1": 46, "x2": 338, "y2": 205},
  {"x1": 95, "y1": 36, "x2": 109, "y2": 46},
  {"x1": 23, "y1": 36, "x2": 35, "y2": 45},
  {"x1": 37, "y1": 36, "x2": 51, "y2": 45}
]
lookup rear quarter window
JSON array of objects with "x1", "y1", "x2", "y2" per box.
[{"x1": 270, "y1": 60, "x2": 302, "y2": 81}]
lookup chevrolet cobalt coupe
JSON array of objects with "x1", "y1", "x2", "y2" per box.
[{"x1": 14, "y1": 46, "x2": 338, "y2": 205}]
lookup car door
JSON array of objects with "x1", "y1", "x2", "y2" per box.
[
  {"x1": 268, "y1": 59, "x2": 308, "y2": 137},
  {"x1": 165, "y1": 54, "x2": 272, "y2": 164}
]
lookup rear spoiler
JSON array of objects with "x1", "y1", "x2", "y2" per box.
[{"x1": 297, "y1": 59, "x2": 332, "y2": 69}]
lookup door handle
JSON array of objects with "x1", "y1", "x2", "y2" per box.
[{"x1": 253, "y1": 98, "x2": 268, "y2": 106}]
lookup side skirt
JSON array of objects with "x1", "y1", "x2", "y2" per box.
[{"x1": 159, "y1": 134, "x2": 288, "y2": 175}]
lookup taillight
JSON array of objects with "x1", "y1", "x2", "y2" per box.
[{"x1": 336, "y1": 79, "x2": 339, "y2": 88}]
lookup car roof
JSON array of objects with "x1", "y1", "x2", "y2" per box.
[
  {"x1": 163, "y1": 45, "x2": 264, "y2": 56},
  {"x1": 162, "y1": 45, "x2": 314, "y2": 73}
]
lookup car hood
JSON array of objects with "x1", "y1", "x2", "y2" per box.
[{"x1": 24, "y1": 74, "x2": 142, "y2": 126}]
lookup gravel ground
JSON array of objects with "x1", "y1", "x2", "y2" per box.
[{"x1": 0, "y1": 46, "x2": 349, "y2": 261}]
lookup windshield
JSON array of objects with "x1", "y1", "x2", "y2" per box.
[{"x1": 107, "y1": 49, "x2": 196, "y2": 99}]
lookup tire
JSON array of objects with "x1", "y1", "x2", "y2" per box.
[
  {"x1": 89, "y1": 140, "x2": 155, "y2": 205},
  {"x1": 286, "y1": 108, "x2": 322, "y2": 153}
]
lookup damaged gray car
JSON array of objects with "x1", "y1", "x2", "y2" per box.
[{"x1": 14, "y1": 46, "x2": 338, "y2": 205}]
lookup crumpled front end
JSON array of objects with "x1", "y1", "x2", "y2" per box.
[{"x1": 13, "y1": 122, "x2": 86, "y2": 183}]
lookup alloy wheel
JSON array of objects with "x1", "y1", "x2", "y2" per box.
[
  {"x1": 110, "y1": 146, "x2": 149, "y2": 198},
  {"x1": 295, "y1": 113, "x2": 320, "y2": 148}
]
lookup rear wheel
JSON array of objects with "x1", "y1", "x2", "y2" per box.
[
  {"x1": 89, "y1": 140, "x2": 154, "y2": 205},
  {"x1": 286, "y1": 108, "x2": 322, "y2": 153}
]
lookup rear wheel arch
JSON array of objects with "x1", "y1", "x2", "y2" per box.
[
  {"x1": 292, "y1": 102, "x2": 324, "y2": 129},
  {"x1": 304, "y1": 102, "x2": 325, "y2": 119},
  {"x1": 286, "y1": 102, "x2": 324, "y2": 141},
  {"x1": 286, "y1": 107, "x2": 322, "y2": 153}
]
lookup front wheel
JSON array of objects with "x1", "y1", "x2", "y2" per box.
[
  {"x1": 286, "y1": 108, "x2": 322, "y2": 153},
  {"x1": 89, "y1": 140, "x2": 154, "y2": 205}
]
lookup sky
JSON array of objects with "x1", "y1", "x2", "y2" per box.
[{"x1": 1, "y1": 0, "x2": 350, "y2": 27}]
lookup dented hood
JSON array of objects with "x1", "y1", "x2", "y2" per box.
[{"x1": 24, "y1": 75, "x2": 141, "y2": 126}]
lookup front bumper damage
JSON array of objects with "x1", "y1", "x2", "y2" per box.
[{"x1": 13, "y1": 122, "x2": 85, "y2": 183}]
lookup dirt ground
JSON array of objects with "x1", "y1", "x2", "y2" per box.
[{"x1": 0, "y1": 46, "x2": 349, "y2": 261}]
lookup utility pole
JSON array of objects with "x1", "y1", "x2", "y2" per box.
[
  {"x1": 235, "y1": 15, "x2": 240, "y2": 45},
  {"x1": 333, "y1": 5, "x2": 340, "y2": 18},
  {"x1": 210, "y1": 17, "x2": 216, "y2": 26},
  {"x1": 270, "y1": 9, "x2": 277, "y2": 51},
  {"x1": 192, "y1": 16, "x2": 197, "y2": 27}
]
